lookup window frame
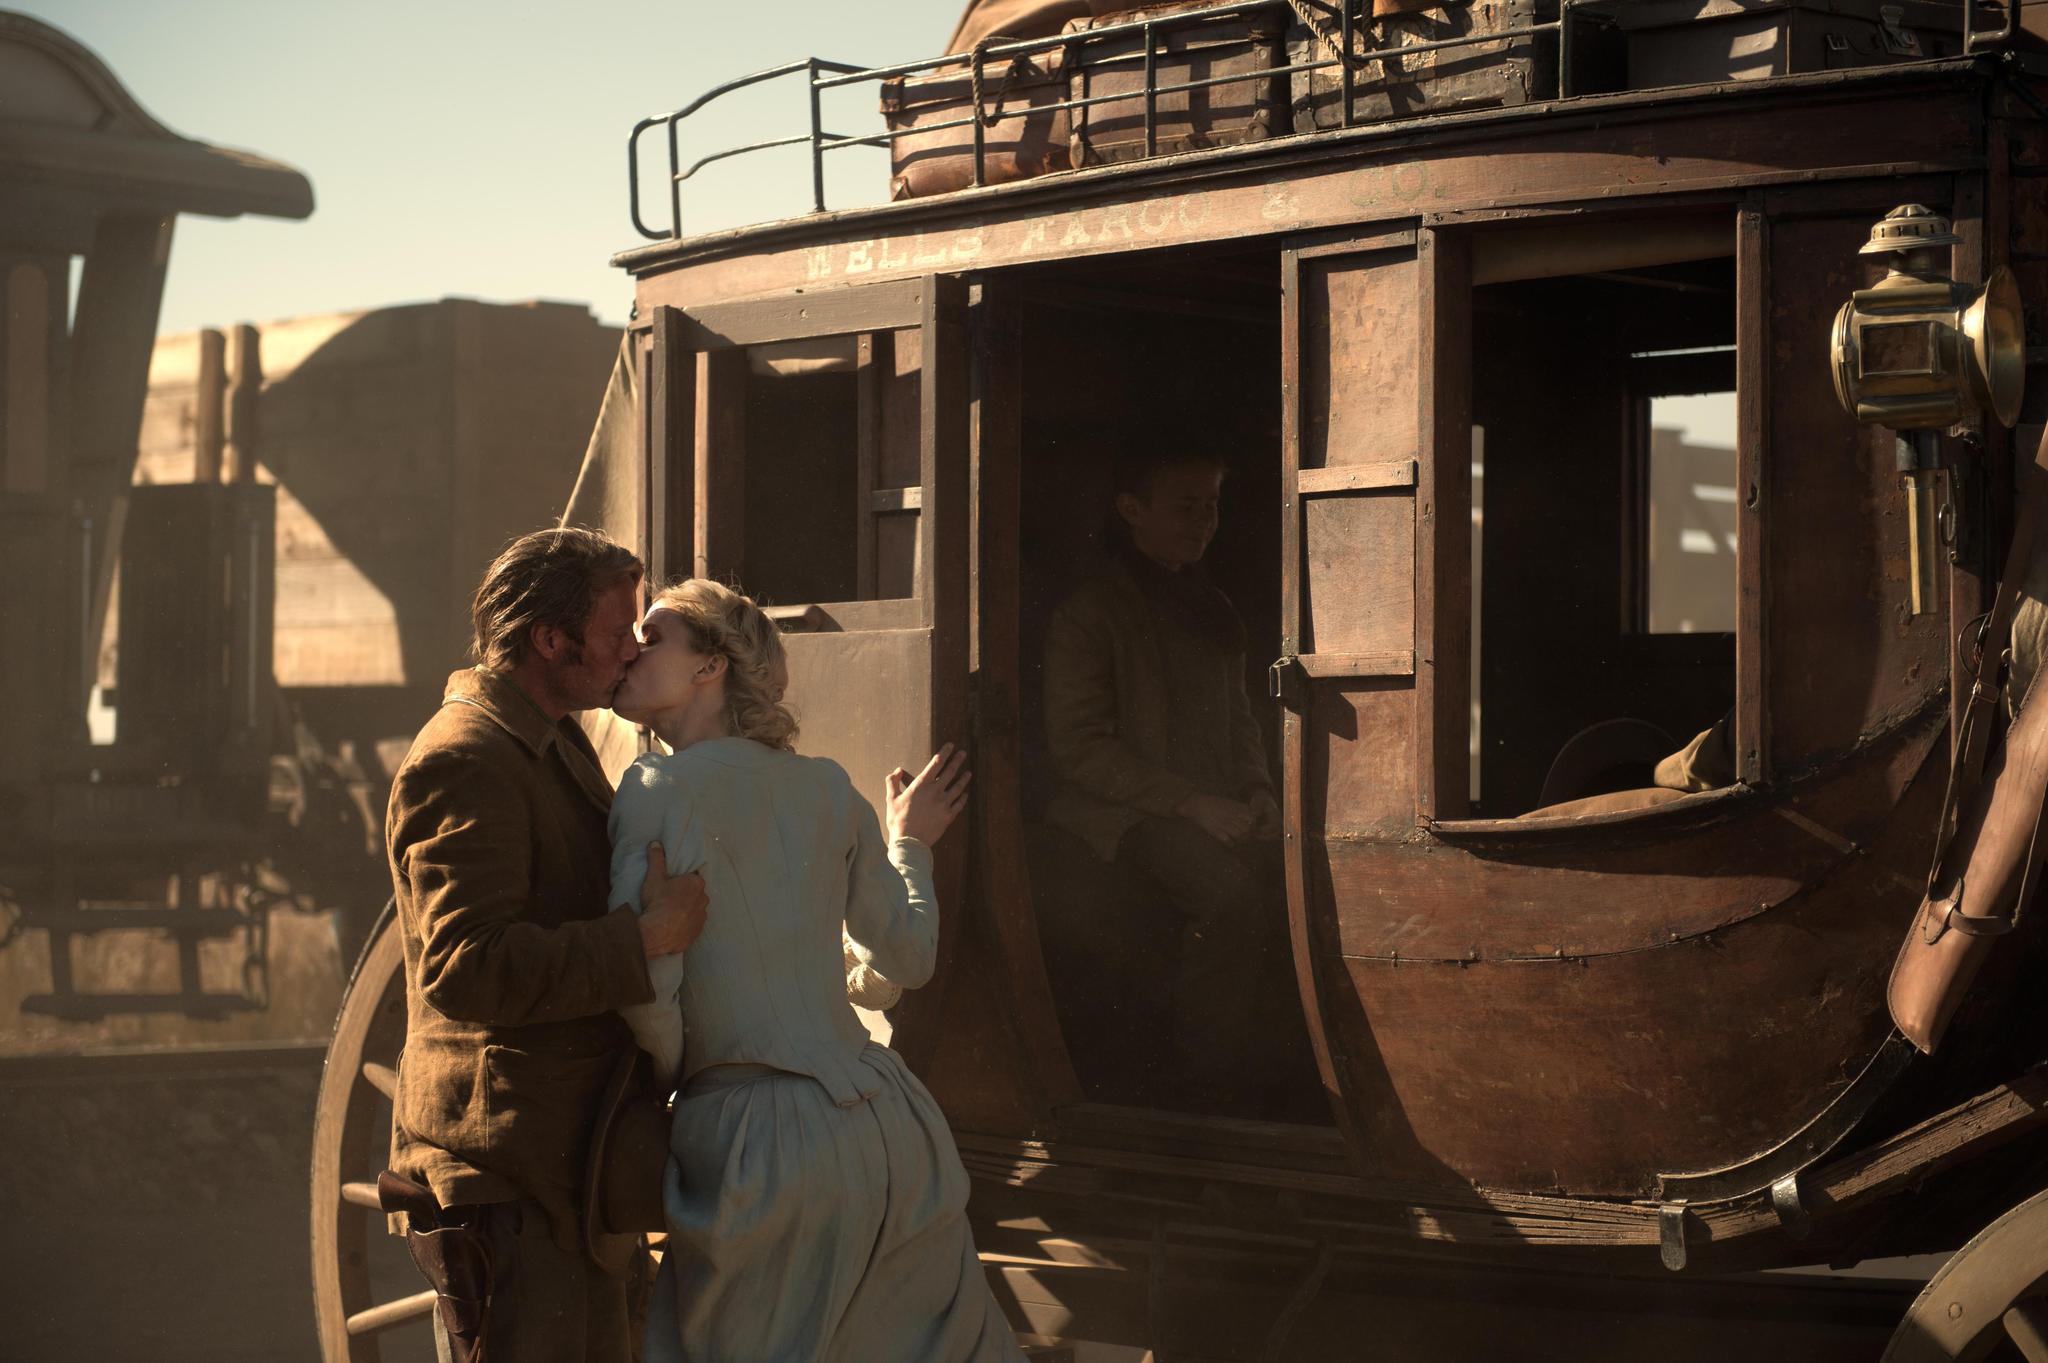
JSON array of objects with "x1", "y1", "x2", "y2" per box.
[
  {"x1": 645, "y1": 277, "x2": 941, "y2": 633},
  {"x1": 1411, "y1": 206, "x2": 1768, "y2": 831}
]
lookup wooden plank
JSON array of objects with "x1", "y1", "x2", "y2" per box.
[
  {"x1": 1297, "y1": 461, "x2": 1416, "y2": 494},
  {"x1": 680, "y1": 278, "x2": 926, "y2": 349},
  {"x1": 1805, "y1": 1066, "x2": 2048, "y2": 1215},
  {"x1": 1277, "y1": 241, "x2": 1356, "y2": 1140},
  {"x1": 855, "y1": 332, "x2": 883, "y2": 599},
  {"x1": 1289, "y1": 227, "x2": 1419, "y2": 260},
  {"x1": 636, "y1": 330, "x2": 655, "y2": 562},
  {"x1": 1764, "y1": 202, "x2": 1951, "y2": 772},
  {"x1": 223, "y1": 323, "x2": 261, "y2": 484},
  {"x1": 1303, "y1": 495, "x2": 1415, "y2": 656},
  {"x1": 881, "y1": 327, "x2": 925, "y2": 489},
  {"x1": 968, "y1": 280, "x2": 1083, "y2": 1117},
  {"x1": 871, "y1": 486, "x2": 924, "y2": 512},
  {"x1": 1694, "y1": 1065, "x2": 2048, "y2": 1244},
  {"x1": 1415, "y1": 226, "x2": 1472, "y2": 821},
  {"x1": 1309, "y1": 680, "x2": 1420, "y2": 837},
  {"x1": 1735, "y1": 205, "x2": 1769, "y2": 785},
  {"x1": 779, "y1": 597, "x2": 923, "y2": 632},
  {"x1": 67, "y1": 213, "x2": 174, "y2": 691},
  {"x1": 889, "y1": 273, "x2": 972, "y2": 1083},
  {"x1": 1303, "y1": 248, "x2": 1419, "y2": 470},
  {"x1": 1298, "y1": 651, "x2": 1414, "y2": 677},
  {"x1": 1949, "y1": 158, "x2": 1998, "y2": 759},
  {"x1": 692, "y1": 347, "x2": 746, "y2": 581},
  {"x1": 647, "y1": 306, "x2": 692, "y2": 588},
  {"x1": 190, "y1": 328, "x2": 226, "y2": 485},
  {"x1": 1056, "y1": 1101, "x2": 1353, "y2": 1172},
  {"x1": 1758, "y1": 171, "x2": 1957, "y2": 217}
]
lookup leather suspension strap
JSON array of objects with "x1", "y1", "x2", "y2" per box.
[{"x1": 1923, "y1": 423, "x2": 2048, "y2": 941}]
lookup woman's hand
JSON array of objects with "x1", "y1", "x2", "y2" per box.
[{"x1": 887, "y1": 744, "x2": 972, "y2": 846}]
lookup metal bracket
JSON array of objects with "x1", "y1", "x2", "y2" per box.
[
  {"x1": 1653, "y1": 1032, "x2": 1917, "y2": 1203},
  {"x1": 1268, "y1": 655, "x2": 1307, "y2": 710},
  {"x1": 1659, "y1": 1203, "x2": 1689, "y2": 1272},
  {"x1": 1770, "y1": 1172, "x2": 1812, "y2": 1240}
]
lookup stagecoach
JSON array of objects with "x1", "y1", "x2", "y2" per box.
[{"x1": 314, "y1": 3, "x2": 2048, "y2": 1357}]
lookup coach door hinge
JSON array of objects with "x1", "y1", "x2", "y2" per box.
[{"x1": 1269, "y1": 655, "x2": 1306, "y2": 711}]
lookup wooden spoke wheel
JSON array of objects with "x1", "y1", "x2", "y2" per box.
[
  {"x1": 1885, "y1": 1187, "x2": 2048, "y2": 1363},
  {"x1": 311, "y1": 903, "x2": 435, "y2": 1363}
]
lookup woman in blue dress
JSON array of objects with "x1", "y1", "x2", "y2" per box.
[{"x1": 607, "y1": 577, "x2": 1021, "y2": 1363}]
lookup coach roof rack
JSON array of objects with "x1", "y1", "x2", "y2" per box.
[
  {"x1": 626, "y1": 0, "x2": 1594, "y2": 240},
  {"x1": 625, "y1": 0, "x2": 2020, "y2": 242}
]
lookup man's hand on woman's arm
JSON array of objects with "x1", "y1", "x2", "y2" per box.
[{"x1": 638, "y1": 842, "x2": 708, "y2": 958}]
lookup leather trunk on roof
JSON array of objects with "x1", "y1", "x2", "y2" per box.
[
  {"x1": 1064, "y1": 2, "x2": 1289, "y2": 166},
  {"x1": 881, "y1": 47, "x2": 1072, "y2": 201}
]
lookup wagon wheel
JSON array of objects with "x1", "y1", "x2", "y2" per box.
[
  {"x1": 1884, "y1": 1186, "x2": 2048, "y2": 1363},
  {"x1": 310, "y1": 902, "x2": 435, "y2": 1362}
]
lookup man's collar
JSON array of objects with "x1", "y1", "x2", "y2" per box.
[
  {"x1": 444, "y1": 667, "x2": 560, "y2": 757},
  {"x1": 1116, "y1": 543, "x2": 1207, "y2": 593},
  {"x1": 443, "y1": 668, "x2": 616, "y2": 813}
]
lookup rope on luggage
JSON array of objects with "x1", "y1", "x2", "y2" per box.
[
  {"x1": 969, "y1": 34, "x2": 1030, "y2": 128},
  {"x1": 1285, "y1": 0, "x2": 1368, "y2": 71}
]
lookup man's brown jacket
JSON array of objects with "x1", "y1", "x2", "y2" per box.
[
  {"x1": 384, "y1": 668, "x2": 654, "y2": 1260},
  {"x1": 1044, "y1": 552, "x2": 1275, "y2": 862}
]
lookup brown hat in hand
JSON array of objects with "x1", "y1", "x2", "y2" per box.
[{"x1": 583, "y1": 1049, "x2": 671, "y2": 1273}]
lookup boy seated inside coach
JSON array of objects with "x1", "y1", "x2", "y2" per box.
[{"x1": 1040, "y1": 443, "x2": 1318, "y2": 1117}]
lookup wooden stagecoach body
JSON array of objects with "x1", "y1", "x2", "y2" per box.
[
  {"x1": 615, "y1": 44, "x2": 2048, "y2": 1239},
  {"x1": 313, "y1": 19, "x2": 2048, "y2": 1361}
]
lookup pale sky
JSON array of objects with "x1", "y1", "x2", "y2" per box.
[{"x1": 23, "y1": 0, "x2": 965, "y2": 335}]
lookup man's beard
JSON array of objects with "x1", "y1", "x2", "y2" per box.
[{"x1": 546, "y1": 640, "x2": 617, "y2": 713}]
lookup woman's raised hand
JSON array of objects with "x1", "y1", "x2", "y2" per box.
[{"x1": 887, "y1": 744, "x2": 972, "y2": 846}]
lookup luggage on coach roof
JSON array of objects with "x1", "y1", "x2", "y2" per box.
[
  {"x1": 1064, "y1": 1, "x2": 1290, "y2": 166},
  {"x1": 1288, "y1": 0, "x2": 1559, "y2": 130}
]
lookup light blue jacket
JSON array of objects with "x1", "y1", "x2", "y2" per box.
[{"x1": 607, "y1": 737, "x2": 938, "y2": 1103}]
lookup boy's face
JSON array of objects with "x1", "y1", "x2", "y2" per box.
[{"x1": 1117, "y1": 463, "x2": 1224, "y2": 570}]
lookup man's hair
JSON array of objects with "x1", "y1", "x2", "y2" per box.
[
  {"x1": 1111, "y1": 443, "x2": 1230, "y2": 503},
  {"x1": 470, "y1": 527, "x2": 642, "y2": 672}
]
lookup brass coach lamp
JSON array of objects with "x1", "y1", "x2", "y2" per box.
[{"x1": 1830, "y1": 204, "x2": 2026, "y2": 614}]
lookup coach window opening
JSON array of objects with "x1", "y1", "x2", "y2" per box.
[{"x1": 1458, "y1": 230, "x2": 1741, "y2": 822}]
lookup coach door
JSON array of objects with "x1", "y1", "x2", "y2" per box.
[
  {"x1": 1272, "y1": 229, "x2": 1458, "y2": 1150},
  {"x1": 643, "y1": 276, "x2": 970, "y2": 1065}
]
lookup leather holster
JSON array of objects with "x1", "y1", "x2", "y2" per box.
[{"x1": 377, "y1": 1170, "x2": 495, "y2": 1363}]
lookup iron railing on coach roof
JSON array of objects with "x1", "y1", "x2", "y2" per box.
[{"x1": 626, "y1": 0, "x2": 2020, "y2": 242}]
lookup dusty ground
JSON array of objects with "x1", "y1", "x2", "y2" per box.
[
  {"x1": 0, "y1": 1043, "x2": 352, "y2": 1363},
  {"x1": 0, "y1": 1043, "x2": 1931, "y2": 1363}
]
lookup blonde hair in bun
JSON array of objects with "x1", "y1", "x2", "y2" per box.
[{"x1": 650, "y1": 579, "x2": 799, "y2": 751}]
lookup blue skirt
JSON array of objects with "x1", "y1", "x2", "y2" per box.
[{"x1": 644, "y1": 1042, "x2": 1023, "y2": 1363}]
